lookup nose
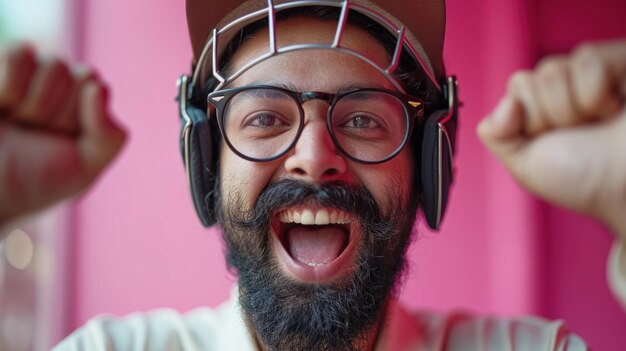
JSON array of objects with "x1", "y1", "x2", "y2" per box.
[{"x1": 284, "y1": 103, "x2": 347, "y2": 183}]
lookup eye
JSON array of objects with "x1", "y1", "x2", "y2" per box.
[
  {"x1": 243, "y1": 112, "x2": 288, "y2": 128},
  {"x1": 342, "y1": 114, "x2": 382, "y2": 129}
]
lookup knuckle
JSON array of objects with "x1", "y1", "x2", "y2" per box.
[
  {"x1": 507, "y1": 70, "x2": 533, "y2": 94},
  {"x1": 7, "y1": 42, "x2": 36, "y2": 63},
  {"x1": 537, "y1": 57, "x2": 568, "y2": 87},
  {"x1": 572, "y1": 43, "x2": 610, "y2": 78},
  {"x1": 573, "y1": 42, "x2": 602, "y2": 62},
  {"x1": 571, "y1": 43, "x2": 613, "y2": 111},
  {"x1": 0, "y1": 46, "x2": 36, "y2": 105},
  {"x1": 45, "y1": 58, "x2": 71, "y2": 80}
]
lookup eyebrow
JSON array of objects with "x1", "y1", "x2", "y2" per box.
[
  {"x1": 223, "y1": 89, "x2": 285, "y2": 108},
  {"x1": 234, "y1": 88, "x2": 291, "y2": 102}
]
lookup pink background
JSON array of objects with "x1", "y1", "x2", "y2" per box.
[{"x1": 59, "y1": 0, "x2": 626, "y2": 349}]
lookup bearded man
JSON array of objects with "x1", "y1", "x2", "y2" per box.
[{"x1": 1, "y1": 0, "x2": 625, "y2": 350}]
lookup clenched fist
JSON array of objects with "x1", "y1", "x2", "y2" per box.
[
  {"x1": 0, "y1": 43, "x2": 126, "y2": 227},
  {"x1": 478, "y1": 40, "x2": 626, "y2": 237}
]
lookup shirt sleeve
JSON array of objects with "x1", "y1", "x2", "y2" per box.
[
  {"x1": 52, "y1": 297, "x2": 257, "y2": 351},
  {"x1": 608, "y1": 239, "x2": 626, "y2": 311},
  {"x1": 52, "y1": 310, "x2": 200, "y2": 351},
  {"x1": 443, "y1": 314, "x2": 588, "y2": 351}
]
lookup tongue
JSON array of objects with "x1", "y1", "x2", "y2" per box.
[{"x1": 287, "y1": 226, "x2": 347, "y2": 266}]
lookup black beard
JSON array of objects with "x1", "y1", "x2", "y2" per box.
[{"x1": 218, "y1": 178, "x2": 418, "y2": 351}]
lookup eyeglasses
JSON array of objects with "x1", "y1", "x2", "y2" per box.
[{"x1": 207, "y1": 85, "x2": 424, "y2": 164}]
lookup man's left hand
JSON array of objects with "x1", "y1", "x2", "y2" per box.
[{"x1": 477, "y1": 40, "x2": 626, "y2": 237}]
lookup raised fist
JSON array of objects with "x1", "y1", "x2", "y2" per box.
[
  {"x1": 0, "y1": 43, "x2": 126, "y2": 227},
  {"x1": 478, "y1": 40, "x2": 626, "y2": 236}
]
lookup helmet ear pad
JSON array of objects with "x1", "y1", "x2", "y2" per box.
[
  {"x1": 419, "y1": 104, "x2": 457, "y2": 230},
  {"x1": 180, "y1": 101, "x2": 221, "y2": 227}
]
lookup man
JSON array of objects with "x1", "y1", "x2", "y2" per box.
[{"x1": 0, "y1": 0, "x2": 624, "y2": 350}]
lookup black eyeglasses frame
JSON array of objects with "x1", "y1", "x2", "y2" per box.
[{"x1": 207, "y1": 85, "x2": 424, "y2": 165}]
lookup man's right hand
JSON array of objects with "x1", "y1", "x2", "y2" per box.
[{"x1": 0, "y1": 43, "x2": 126, "y2": 227}]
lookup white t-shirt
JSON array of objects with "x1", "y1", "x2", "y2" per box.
[{"x1": 54, "y1": 240, "x2": 626, "y2": 351}]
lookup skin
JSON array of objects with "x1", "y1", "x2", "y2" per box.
[
  {"x1": 477, "y1": 40, "x2": 626, "y2": 238},
  {"x1": 0, "y1": 43, "x2": 126, "y2": 229},
  {"x1": 219, "y1": 18, "x2": 414, "y2": 350}
]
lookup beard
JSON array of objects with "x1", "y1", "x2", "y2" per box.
[{"x1": 218, "y1": 178, "x2": 419, "y2": 351}]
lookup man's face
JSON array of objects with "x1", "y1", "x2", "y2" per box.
[{"x1": 217, "y1": 16, "x2": 419, "y2": 351}]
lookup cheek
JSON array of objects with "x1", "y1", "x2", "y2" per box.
[
  {"x1": 219, "y1": 147, "x2": 278, "y2": 209},
  {"x1": 353, "y1": 150, "x2": 414, "y2": 206}
]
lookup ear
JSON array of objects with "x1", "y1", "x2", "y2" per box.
[
  {"x1": 420, "y1": 76, "x2": 458, "y2": 230},
  {"x1": 177, "y1": 75, "x2": 220, "y2": 227}
]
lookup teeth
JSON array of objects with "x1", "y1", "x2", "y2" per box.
[
  {"x1": 300, "y1": 209, "x2": 315, "y2": 225},
  {"x1": 337, "y1": 212, "x2": 350, "y2": 224},
  {"x1": 277, "y1": 208, "x2": 352, "y2": 225},
  {"x1": 315, "y1": 209, "x2": 329, "y2": 225}
]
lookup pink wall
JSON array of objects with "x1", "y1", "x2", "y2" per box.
[
  {"x1": 67, "y1": 0, "x2": 626, "y2": 349},
  {"x1": 537, "y1": 0, "x2": 626, "y2": 349},
  {"x1": 73, "y1": 0, "x2": 232, "y2": 321}
]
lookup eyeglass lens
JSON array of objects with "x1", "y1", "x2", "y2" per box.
[{"x1": 221, "y1": 87, "x2": 409, "y2": 163}]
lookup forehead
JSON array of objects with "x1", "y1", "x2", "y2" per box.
[{"x1": 226, "y1": 17, "x2": 396, "y2": 92}]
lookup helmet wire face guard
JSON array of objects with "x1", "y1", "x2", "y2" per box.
[
  {"x1": 191, "y1": 0, "x2": 441, "y2": 92},
  {"x1": 178, "y1": 0, "x2": 459, "y2": 230}
]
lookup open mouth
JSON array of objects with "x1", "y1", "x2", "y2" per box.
[{"x1": 270, "y1": 206, "x2": 359, "y2": 282}]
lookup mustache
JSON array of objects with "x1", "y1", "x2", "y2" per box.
[
  {"x1": 220, "y1": 177, "x2": 418, "y2": 351},
  {"x1": 227, "y1": 178, "x2": 396, "y2": 239}
]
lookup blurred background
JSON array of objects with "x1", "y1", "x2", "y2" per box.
[
  {"x1": 0, "y1": 1, "x2": 76, "y2": 349},
  {"x1": 1, "y1": 0, "x2": 626, "y2": 350}
]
